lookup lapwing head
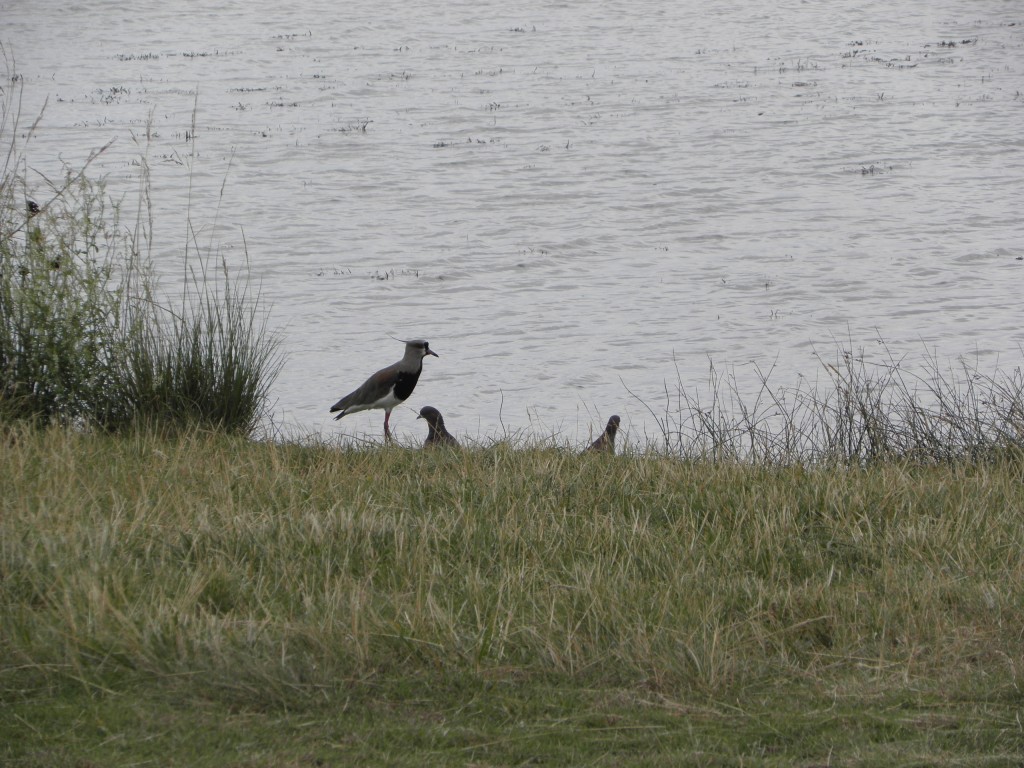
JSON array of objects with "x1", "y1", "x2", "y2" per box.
[
  {"x1": 607, "y1": 415, "x2": 621, "y2": 433},
  {"x1": 404, "y1": 339, "x2": 439, "y2": 358}
]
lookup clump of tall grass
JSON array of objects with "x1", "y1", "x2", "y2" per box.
[
  {"x1": 124, "y1": 256, "x2": 281, "y2": 435},
  {"x1": 641, "y1": 341, "x2": 1024, "y2": 465},
  {"x1": 0, "y1": 57, "x2": 280, "y2": 434}
]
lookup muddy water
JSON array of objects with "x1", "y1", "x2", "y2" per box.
[{"x1": 3, "y1": 0, "x2": 1022, "y2": 445}]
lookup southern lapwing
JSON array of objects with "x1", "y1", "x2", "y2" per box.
[
  {"x1": 417, "y1": 406, "x2": 459, "y2": 448},
  {"x1": 585, "y1": 415, "x2": 620, "y2": 454},
  {"x1": 329, "y1": 339, "x2": 438, "y2": 439}
]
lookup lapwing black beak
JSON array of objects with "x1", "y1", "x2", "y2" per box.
[{"x1": 427, "y1": 349, "x2": 439, "y2": 358}]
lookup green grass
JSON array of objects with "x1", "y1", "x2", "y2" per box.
[{"x1": 2, "y1": 426, "x2": 1022, "y2": 765}]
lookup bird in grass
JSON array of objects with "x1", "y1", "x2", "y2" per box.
[
  {"x1": 585, "y1": 414, "x2": 620, "y2": 454},
  {"x1": 329, "y1": 339, "x2": 438, "y2": 440},
  {"x1": 417, "y1": 406, "x2": 459, "y2": 448}
]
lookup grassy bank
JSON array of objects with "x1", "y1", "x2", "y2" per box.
[{"x1": 2, "y1": 426, "x2": 1022, "y2": 766}]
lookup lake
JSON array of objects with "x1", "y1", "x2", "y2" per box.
[{"x1": 3, "y1": 0, "x2": 1022, "y2": 447}]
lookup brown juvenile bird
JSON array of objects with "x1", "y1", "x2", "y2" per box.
[
  {"x1": 329, "y1": 339, "x2": 438, "y2": 439},
  {"x1": 585, "y1": 414, "x2": 620, "y2": 454},
  {"x1": 417, "y1": 406, "x2": 459, "y2": 448}
]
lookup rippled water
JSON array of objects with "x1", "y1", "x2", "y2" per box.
[{"x1": 4, "y1": 0, "x2": 1022, "y2": 445}]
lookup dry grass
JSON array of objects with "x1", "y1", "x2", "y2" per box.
[
  {"x1": 2, "y1": 426, "x2": 1023, "y2": 764},
  {"x1": 644, "y1": 343, "x2": 1024, "y2": 464}
]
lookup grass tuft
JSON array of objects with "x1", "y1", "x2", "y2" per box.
[{"x1": 640, "y1": 341, "x2": 1024, "y2": 465}]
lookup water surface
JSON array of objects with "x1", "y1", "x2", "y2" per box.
[{"x1": 3, "y1": 0, "x2": 1022, "y2": 445}]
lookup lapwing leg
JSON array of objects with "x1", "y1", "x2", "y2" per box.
[{"x1": 383, "y1": 410, "x2": 393, "y2": 441}]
